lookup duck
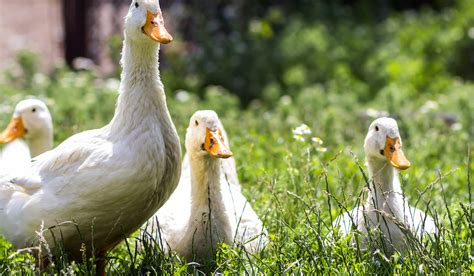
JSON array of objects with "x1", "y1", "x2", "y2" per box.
[
  {"x1": 0, "y1": 99, "x2": 53, "y2": 176},
  {"x1": 0, "y1": 0, "x2": 181, "y2": 273},
  {"x1": 144, "y1": 110, "x2": 267, "y2": 262},
  {"x1": 333, "y1": 117, "x2": 437, "y2": 254}
]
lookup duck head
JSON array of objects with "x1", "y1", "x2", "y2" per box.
[
  {"x1": 0, "y1": 99, "x2": 53, "y2": 145},
  {"x1": 186, "y1": 110, "x2": 233, "y2": 159},
  {"x1": 364, "y1": 117, "x2": 411, "y2": 170},
  {"x1": 125, "y1": 0, "x2": 173, "y2": 44}
]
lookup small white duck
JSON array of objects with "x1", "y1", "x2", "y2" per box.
[
  {"x1": 145, "y1": 110, "x2": 267, "y2": 262},
  {"x1": 333, "y1": 117, "x2": 437, "y2": 253},
  {"x1": 0, "y1": 0, "x2": 181, "y2": 273},
  {"x1": 0, "y1": 99, "x2": 53, "y2": 176}
]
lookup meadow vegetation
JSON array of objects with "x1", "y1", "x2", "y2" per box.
[{"x1": 0, "y1": 0, "x2": 472, "y2": 274}]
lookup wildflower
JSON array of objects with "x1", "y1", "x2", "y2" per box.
[
  {"x1": 451, "y1": 123, "x2": 462, "y2": 131},
  {"x1": 104, "y1": 78, "x2": 120, "y2": 91},
  {"x1": 0, "y1": 103, "x2": 11, "y2": 114},
  {"x1": 365, "y1": 108, "x2": 389, "y2": 118},
  {"x1": 311, "y1": 136, "x2": 323, "y2": 145},
  {"x1": 469, "y1": 27, "x2": 474, "y2": 39},
  {"x1": 419, "y1": 100, "x2": 439, "y2": 113},
  {"x1": 292, "y1": 123, "x2": 311, "y2": 136},
  {"x1": 175, "y1": 90, "x2": 190, "y2": 102},
  {"x1": 279, "y1": 95, "x2": 292, "y2": 106},
  {"x1": 316, "y1": 147, "x2": 327, "y2": 153},
  {"x1": 33, "y1": 73, "x2": 48, "y2": 86},
  {"x1": 293, "y1": 134, "x2": 305, "y2": 142}
]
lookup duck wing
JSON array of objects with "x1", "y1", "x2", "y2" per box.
[
  {"x1": 31, "y1": 128, "x2": 104, "y2": 176},
  {"x1": 220, "y1": 168, "x2": 268, "y2": 252},
  {"x1": 333, "y1": 206, "x2": 364, "y2": 236},
  {"x1": 404, "y1": 203, "x2": 437, "y2": 236}
]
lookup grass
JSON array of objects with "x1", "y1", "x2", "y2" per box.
[{"x1": 0, "y1": 68, "x2": 472, "y2": 274}]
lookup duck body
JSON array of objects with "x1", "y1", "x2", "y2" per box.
[
  {"x1": 145, "y1": 111, "x2": 267, "y2": 262},
  {"x1": 0, "y1": 140, "x2": 31, "y2": 177},
  {"x1": 0, "y1": 0, "x2": 181, "y2": 263},
  {"x1": 333, "y1": 117, "x2": 436, "y2": 253}
]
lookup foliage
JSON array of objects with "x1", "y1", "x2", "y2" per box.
[
  {"x1": 160, "y1": 0, "x2": 474, "y2": 106},
  {"x1": 0, "y1": 0, "x2": 473, "y2": 274}
]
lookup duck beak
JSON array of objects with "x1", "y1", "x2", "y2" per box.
[
  {"x1": 204, "y1": 128, "x2": 233, "y2": 159},
  {"x1": 0, "y1": 117, "x2": 27, "y2": 144},
  {"x1": 384, "y1": 136, "x2": 411, "y2": 170},
  {"x1": 142, "y1": 10, "x2": 173, "y2": 44}
]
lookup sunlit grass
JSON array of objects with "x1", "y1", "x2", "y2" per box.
[{"x1": 0, "y1": 67, "x2": 472, "y2": 273}]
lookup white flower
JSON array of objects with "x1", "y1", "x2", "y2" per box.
[
  {"x1": 316, "y1": 147, "x2": 327, "y2": 152},
  {"x1": 0, "y1": 103, "x2": 12, "y2": 114},
  {"x1": 33, "y1": 73, "x2": 48, "y2": 86},
  {"x1": 419, "y1": 100, "x2": 439, "y2": 113},
  {"x1": 469, "y1": 27, "x2": 474, "y2": 39},
  {"x1": 104, "y1": 78, "x2": 120, "y2": 91},
  {"x1": 175, "y1": 90, "x2": 190, "y2": 102},
  {"x1": 292, "y1": 124, "x2": 311, "y2": 136},
  {"x1": 365, "y1": 108, "x2": 389, "y2": 118},
  {"x1": 451, "y1": 123, "x2": 462, "y2": 131},
  {"x1": 293, "y1": 134, "x2": 305, "y2": 142},
  {"x1": 311, "y1": 136, "x2": 323, "y2": 145},
  {"x1": 279, "y1": 95, "x2": 292, "y2": 106}
]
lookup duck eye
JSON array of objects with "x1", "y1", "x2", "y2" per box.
[
  {"x1": 195, "y1": 120, "x2": 199, "y2": 126},
  {"x1": 134, "y1": 2, "x2": 139, "y2": 8},
  {"x1": 32, "y1": 108, "x2": 36, "y2": 113},
  {"x1": 375, "y1": 126, "x2": 379, "y2": 131}
]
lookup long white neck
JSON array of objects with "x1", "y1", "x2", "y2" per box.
[
  {"x1": 107, "y1": 34, "x2": 181, "y2": 210},
  {"x1": 187, "y1": 154, "x2": 233, "y2": 244},
  {"x1": 366, "y1": 157, "x2": 405, "y2": 219},
  {"x1": 109, "y1": 35, "x2": 172, "y2": 136},
  {"x1": 27, "y1": 130, "x2": 53, "y2": 157}
]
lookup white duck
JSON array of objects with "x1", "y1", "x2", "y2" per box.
[
  {"x1": 0, "y1": 0, "x2": 181, "y2": 273},
  {"x1": 145, "y1": 110, "x2": 267, "y2": 262},
  {"x1": 333, "y1": 117, "x2": 437, "y2": 253},
  {"x1": 0, "y1": 99, "x2": 53, "y2": 176}
]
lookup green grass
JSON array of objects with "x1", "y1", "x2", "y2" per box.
[{"x1": 0, "y1": 65, "x2": 472, "y2": 274}]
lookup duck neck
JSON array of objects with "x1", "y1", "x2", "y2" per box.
[
  {"x1": 27, "y1": 131, "x2": 53, "y2": 157},
  {"x1": 189, "y1": 154, "x2": 226, "y2": 214},
  {"x1": 366, "y1": 157, "x2": 404, "y2": 218},
  {"x1": 110, "y1": 35, "x2": 171, "y2": 134},
  {"x1": 187, "y1": 153, "x2": 234, "y2": 246}
]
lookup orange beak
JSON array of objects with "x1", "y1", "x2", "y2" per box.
[
  {"x1": 204, "y1": 128, "x2": 233, "y2": 158},
  {"x1": 0, "y1": 117, "x2": 27, "y2": 144},
  {"x1": 384, "y1": 136, "x2": 411, "y2": 170},
  {"x1": 142, "y1": 10, "x2": 173, "y2": 44}
]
